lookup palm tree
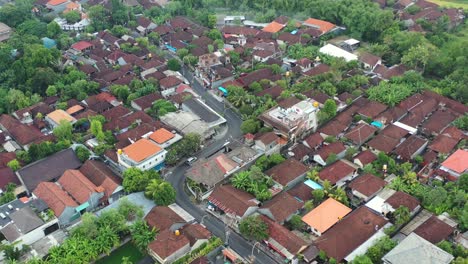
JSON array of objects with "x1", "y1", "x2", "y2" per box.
[
  {"x1": 393, "y1": 206, "x2": 411, "y2": 226},
  {"x1": 231, "y1": 171, "x2": 251, "y2": 190},
  {"x1": 145, "y1": 179, "x2": 176, "y2": 206}
]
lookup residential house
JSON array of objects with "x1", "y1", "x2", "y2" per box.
[
  {"x1": 207, "y1": 185, "x2": 260, "y2": 222},
  {"x1": 145, "y1": 206, "x2": 186, "y2": 232},
  {"x1": 185, "y1": 154, "x2": 237, "y2": 190},
  {"x1": 302, "y1": 198, "x2": 352, "y2": 236},
  {"x1": 160, "y1": 76, "x2": 183, "y2": 98},
  {"x1": 413, "y1": 215, "x2": 456, "y2": 244},
  {"x1": 375, "y1": 106, "x2": 407, "y2": 127},
  {"x1": 315, "y1": 206, "x2": 389, "y2": 262},
  {"x1": 46, "y1": 0, "x2": 70, "y2": 12},
  {"x1": 303, "y1": 18, "x2": 337, "y2": 35},
  {"x1": 349, "y1": 173, "x2": 387, "y2": 202},
  {"x1": 181, "y1": 223, "x2": 212, "y2": 251},
  {"x1": 366, "y1": 189, "x2": 421, "y2": 217},
  {"x1": 393, "y1": 135, "x2": 428, "y2": 161},
  {"x1": 131, "y1": 93, "x2": 163, "y2": 111},
  {"x1": 303, "y1": 132, "x2": 324, "y2": 150},
  {"x1": 237, "y1": 68, "x2": 281, "y2": 88},
  {"x1": 0, "y1": 114, "x2": 47, "y2": 150},
  {"x1": 0, "y1": 22, "x2": 12, "y2": 42},
  {"x1": 254, "y1": 132, "x2": 281, "y2": 155},
  {"x1": 259, "y1": 98, "x2": 320, "y2": 140},
  {"x1": 367, "y1": 124, "x2": 409, "y2": 154},
  {"x1": 421, "y1": 110, "x2": 457, "y2": 136},
  {"x1": 286, "y1": 181, "x2": 318, "y2": 202},
  {"x1": 313, "y1": 142, "x2": 347, "y2": 166},
  {"x1": 318, "y1": 159, "x2": 359, "y2": 187},
  {"x1": 17, "y1": 148, "x2": 82, "y2": 193},
  {"x1": 71, "y1": 41, "x2": 94, "y2": 53},
  {"x1": 148, "y1": 128, "x2": 182, "y2": 149},
  {"x1": 136, "y1": 16, "x2": 157, "y2": 35},
  {"x1": 440, "y1": 149, "x2": 468, "y2": 181},
  {"x1": 33, "y1": 182, "x2": 79, "y2": 226},
  {"x1": 353, "y1": 150, "x2": 377, "y2": 168},
  {"x1": 252, "y1": 49, "x2": 275, "y2": 62},
  {"x1": 359, "y1": 52, "x2": 382, "y2": 71},
  {"x1": 58, "y1": 170, "x2": 104, "y2": 212},
  {"x1": 118, "y1": 138, "x2": 167, "y2": 171},
  {"x1": 266, "y1": 159, "x2": 309, "y2": 190},
  {"x1": 45, "y1": 109, "x2": 76, "y2": 128},
  {"x1": 344, "y1": 122, "x2": 378, "y2": 146},
  {"x1": 79, "y1": 160, "x2": 124, "y2": 205},
  {"x1": 428, "y1": 134, "x2": 459, "y2": 155},
  {"x1": 262, "y1": 21, "x2": 285, "y2": 33},
  {"x1": 12, "y1": 102, "x2": 53, "y2": 125},
  {"x1": 382, "y1": 233, "x2": 454, "y2": 264},
  {"x1": 258, "y1": 192, "x2": 303, "y2": 224},
  {"x1": 289, "y1": 143, "x2": 312, "y2": 162},
  {"x1": 303, "y1": 63, "x2": 331, "y2": 77},
  {"x1": 319, "y1": 44, "x2": 358, "y2": 62},
  {"x1": 318, "y1": 120, "x2": 348, "y2": 138},
  {"x1": 261, "y1": 215, "x2": 308, "y2": 261},
  {"x1": 357, "y1": 101, "x2": 388, "y2": 120},
  {"x1": 148, "y1": 229, "x2": 191, "y2": 264}
]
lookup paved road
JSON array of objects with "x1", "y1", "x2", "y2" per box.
[{"x1": 166, "y1": 65, "x2": 280, "y2": 264}]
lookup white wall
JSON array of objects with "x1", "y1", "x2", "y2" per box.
[
  {"x1": 119, "y1": 149, "x2": 168, "y2": 171},
  {"x1": 14, "y1": 219, "x2": 59, "y2": 247}
]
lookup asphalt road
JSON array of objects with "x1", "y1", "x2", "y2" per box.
[{"x1": 166, "y1": 65, "x2": 280, "y2": 264}]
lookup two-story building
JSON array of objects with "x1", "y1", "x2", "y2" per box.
[{"x1": 118, "y1": 138, "x2": 167, "y2": 171}]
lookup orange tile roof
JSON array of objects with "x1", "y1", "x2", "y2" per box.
[
  {"x1": 149, "y1": 128, "x2": 175, "y2": 144},
  {"x1": 303, "y1": 18, "x2": 336, "y2": 34},
  {"x1": 34, "y1": 182, "x2": 78, "y2": 216},
  {"x1": 262, "y1": 21, "x2": 285, "y2": 33},
  {"x1": 301, "y1": 198, "x2": 351, "y2": 233},
  {"x1": 441, "y1": 149, "x2": 468, "y2": 174},
  {"x1": 66, "y1": 1, "x2": 79, "y2": 9},
  {"x1": 58, "y1": 169, "x2": 100, "y2": 204},
  {"x1": 46, "y1": 109, "x2": 76, "y2": 124},
  {"x1": 47, "y1": 0, "x2": 68, "y2": 6},
  {"x1": 66, "y1": 105, "x2": 84, "y2": 115},
  {"x1": 122, "y1": 138, "x2": 162, "y2": 162}
]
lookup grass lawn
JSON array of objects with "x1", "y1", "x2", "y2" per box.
[
  {"x1": 426, "y1": 0, "x2": 468, "y2": 9},
  {"x1": 96, "y1": 242, "x2": 145, "y2": 264}
]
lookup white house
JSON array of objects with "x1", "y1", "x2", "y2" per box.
[{"x1": 118, "y1": 138, "x2": 168, "y2": 171}]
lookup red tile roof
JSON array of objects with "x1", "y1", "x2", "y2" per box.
[
  {"x1": 208, "y1": 185, "x2": 258, "y2": 217},
  {"x1": 314, "y1": 142, "x2": 346, "y2": 161},
  {"x1": 266, "y1": 159, "x2": 309, "y2": 187},
  {"x1": 71, "y1": 41, "x2": 93, "y2": 51},
  {"x1": 319, "y1": 120, "x2": 348, "y2": 136},
  {"x1": 287, "y1": 183, "x2": 314, "y2": 202},
  {"x1": 261, "y1": 215, "x2": 308, "y2": 255},
  {"x1": 181, "y1": 224, "x2": 211, "y2": 246},
  {"x1": 0, "y1": 152, "x2": 16, "y2": 168},
  {"x1": 357, "y1": 101, "x2": 388, "y2": 119},
  {"x1": 260, "y1": 192, "x2": 303, "y2": 223},
  {"x1": 58, "y1": 169, "x2": 101, "y2": 204},
  {"x1": 148, "y1": 229, "x2": 190, "y2": 260},
  {"x1": 385, "y1": 191, "x2": 420, "y2": 211},
  {"x1": 303, "y1": 132, "x2": 324, "y2": 149},
  {"x1": 414, "y1": 216, "x2": 455, "y2": 244},
  {"x1": 344, "y1": 123, "x2": 377, "y2": 145},
  {"x1": 33, "y1": 182, "x2": 78, "y2": 216},
  {"x1": 349, "y1": 173, "x2": 386, "y2": 198},
  {"x1": 303, "y1": 64, "x2": 331, "y2": 77},
  {"x1": 368, "y1": 134, "x2": 400, "y2": 154},
  {"x1": 159, "y1": 76, "x2": 183, "y2": 89},
  {"x1": 0, "y1": 167, "x2": 20, "y2": 190},
  {"x1": 79, "y1": 160, "x2": 122, "y2": 199},
  {"x1": 441, "y1": 149, "x2": 468, "y2": 174},
  {"x1": 262, "y1": 21, "x2": 285, "y2": 33},
  {"x1": 428, "y1": 134, "x2": 459, "y2": 154},
  {"x1": 102, "y1": 105, "x2": 131, "y2": 121},
  {"x1": 315, "y1": 206, "x2": 388, "y2": 262},
  {"x1": 145, "y1": 206, "x2": 185, "y2": 231},
  {"x1": 256, "y1": 132, "x2": 279, "y2": 145},
  {"x1": 303, "y1": 18, "x2": 336, "y2": 34},
  {"x1": 393, "y1": 135, "x2": 428, "y2": 161},
  {"x1": 318, "y1": 160, "x2": 357, "y2": 185},
  {"x1": 353, "y1": 150, "x2": 377, "y2": 167},
  {"x1": 0, "y1": 114, "x2": 44, "y2": 146}
]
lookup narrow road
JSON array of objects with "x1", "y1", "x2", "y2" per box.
[{"x1": 166, "y1": 65, "x2": 280, "y2": 264}]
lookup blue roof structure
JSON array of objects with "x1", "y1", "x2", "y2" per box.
[
  {"x1": 371, "y1": 121, "x2": 383, "y2": 129},
  {"x1": 42, "y1": 37, "x2": 57, "y2": 49}
]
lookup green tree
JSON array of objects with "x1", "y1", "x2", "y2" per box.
[
  {"x1": 452, "y1": 115, "x2": 468, "y2": 131},
  {"x1": 365, "y1": 236, "x2": 397, "y2": 263},
  {"x1": 459, "y1": 174, "x2": 468, "y2": 192},
  {"x1": 64, "y1": 10, "x2": 81, "y2": 23},
  {"x1": 149, "y1": 99, "x2": 177, "y2": 118},
  {"x1": 326, "y1": 153, "x2": 338, "y2": 165},
  {"x1": 145, "y1": 179, "x2": 176, "y2": 206},
  {"x1": 393, "y1": 206, "x2": 411, "y2": 226},
  {"x1": 75, "y1": 146, "x2": 91, "y2": 163},
  {"x1": 46, "y1": 21, "x2": 62, "y2": 38},
  {"x1": 117, "y1": 197, "x2": 144, "y2": 221},
  {"x1": 90, "y1": 119, "x2": 105, "y2": 143},
  {"x1": 231, "y1": 171, "x2": 252, "y2": 191},
  {"x1": 402, "y1": 44, "x2": 435, "y2": 73},
  {"x1": 123, "y1": 168, "x2": 159, "y2": 193},
  {"x1": 53, "y1": 120, "x2": 73, "y2": 141},
  {"x1": 167, "y1": 58, "x2": 181, "y2": 71},
  {"x1": 130, "y1": 220, "x2": 157, "y2": 252},
  {"x1": 7, "y1": 159, "x2": 20, "y2": 171},
  {"x1": 288, "y1": 214, "x2": 304, "y2": 230},
  {"x1": 352, "y1": 255, "x2": 373, "y2": 264},
  {"x1": 239, "y1": 215, "x2": 269, "y2": 241},
  {"x1": 240, "y1": 119, "x2": 260, "y2": 134},
  {"x1": 313, "y1": 189, "x2": 325, "y2": 203},
  {"x1": 323, "y1": 99, "x2": 337, "y2": 118}
]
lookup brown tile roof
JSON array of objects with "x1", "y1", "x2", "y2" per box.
[
  {"x1": 132, "y1": 93, "x2": 163, "y2": 111},
  {"x1": 344, "y1": 123, "x2": 377, "y2": 145},
  {"x1": 256, "y1": 132, "x2": 279, "y2": 145},
  {"x1": 414, "y1": 216, "x2": 455, "y2": 244},
  {"x1": 79, "y1": 160, "x2": 122, "y2": 199},
  {"x1": 386, "y1": 191, "x2": 420, "y2": 211},
  {"x1": 277, "y1": 97, "x2": 301, "y2": 109},
  {"x1": 421, "y1": 110, "x2": 456, "y2": 135},
  {"x1": 266, "y1": 159, "x2": 309, "y2": 187},
  {"x1": 441, "y1": 126, "x2": 464, "y2": 141},
  {"x1": 381, "y1": 124, "x2": 409, "y2": 140},
  {"x1": 122, "y1": 138, "x2": 162, "y2": 163},
  {"x1": 33, "y1": 182, "x2": 78, "y2": 216},
  {"x1": 422, "y1": 90, "x2": 468, "y2": 115},
  {"x1": 102, "y1": 105, "x2": 131, "y2": 121},
  {"x1": 0, "y1": 152, "x2": 16, "y2": 168},
  {"x1": 222, "y1": 26, "x2": 259, "y2": 36},
  {"x1": 303, "y1": 132, "x2": 324, "y2": 149},
  {"x1": 354, "y1": 150, "x2": 377, "y2": 166},
  {"x1": 145, "y1": 206, "x2": 185, "y2": 231},
  {"x1": 428, "y1": 134, "x2": 459, "y2": 154},
  {"x1": 261, "y1": 215, "x2": 308, "y2": 255},
  {"x1": 359, "y1": 52, "x2": 381, "y2": 68},
  {"x1": 0, "y1": 167, "x2": 20, "y2": 190},
  {"x1": 376, "y1": 106, "x2": 407, "y2": 125},
  {"x1": 393, "y1": 135, "x2": 428, "y2": 160},
  {"x1": 314, "y1": 142, "x2": 346, "y2": 161},
  {"x1": 103, "y1": 110, "x2": 154, "y2": 131},
  {"x1": 290, "y1": 144, "x2": 312, "y2": 161},
  {"x1": 260, "y1": 192, "x2": 303, "y2": 223},
  {"x1": 349, "y1": 174, "x2": 386, "y2": 198},
  {"x1": 160, "y1": 76, "x2": 183, "y2": 89},
  {"x1": 238, "y1": 68, "x2": 281, "y2": 87},
  {"x1": 367, "y1": 134, "x2": 400, "y2": 154},
  {"x1": 319, "y1": 120, "x2": 348, "y2": 137},
  {"x1": 181, "y1": 224, "x2": 211, "y2": 246},
  {"x1": 287, "y1": 183, "x2": 314, "y2": 202},
  {"x1": 398, "y1": 93, "x2": 425, "y2": 111},
  {"x1": 58, "y1": 169, "x2": 101, "y2": 204},
  {"x1": 256, "y1": 85, "x2": 284, "y2": 99},
  {"x1": 208, "y1": 185, "x2": 258, "y2": 217},
  {"x1": 318, "y1": 160, "x2": 357, "y2": 185},
  {"x1": 303, "y1": 64, "x2": 331, "y2": 77},
  {"x1": 357, "y1": 101, "x2": 388, "y2": 119},
  {"x1": 148, "y1": 229, "x2": 190, "y2": 260},
  {"x1": 0, "y1": 115, "x2": 44, "y2": 146},
  {"x1": 315, "y1": 206, "x2": 388, "y2": 262}
]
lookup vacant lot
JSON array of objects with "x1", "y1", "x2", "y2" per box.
[
  {"x1": 427, "y1": 0, "x2": 468, "y2": 9},
  {"x1": 96, "y1": 243, "x2": 145, "y2": 264}
]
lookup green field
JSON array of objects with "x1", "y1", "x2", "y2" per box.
[
  {"x1": 427, "y1": 0, "x2": 468, "y2": 9},
  {"x1": 96, "y1": 242, "x2": 145, "y2": 264}
]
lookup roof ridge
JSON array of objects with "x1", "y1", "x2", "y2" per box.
[{"x1": 44, "y1": 182, "x2": 75, "y2": 207}]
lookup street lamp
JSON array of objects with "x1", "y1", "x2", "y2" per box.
[
  {"x1": 249, "y1": 241, "x2": 260, "y2": 263},
  {"x1": 200, "y1": 214, "x2": 209, "y2": 226}
]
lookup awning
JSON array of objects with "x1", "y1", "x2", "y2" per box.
[
  {"x1": 75, "y1": 202, "x2": 89, "y2": 212},
  {"x1": 222, "y1": 248, "x2": 238, "y2": 262},
  {"x1": 218, "y1": 86, "x2": 228, "y2": 96}
]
